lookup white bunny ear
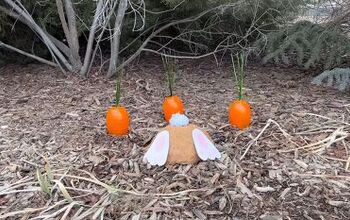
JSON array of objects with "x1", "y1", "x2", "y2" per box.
[
  {"x1": 192, "y1": 129, "x2": 221, "y2": 161},
  {"x1": 143, "y1": 130, "x2": 170, "y2": 166}
]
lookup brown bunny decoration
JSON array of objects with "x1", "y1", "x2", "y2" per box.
[{"x1": 143, "y1": 114, "x2": 221, "y2": 166}]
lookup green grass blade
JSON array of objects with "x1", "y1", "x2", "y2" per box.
[{"x1": 55, "y1": 180, "x2": 73, "y2": 203}]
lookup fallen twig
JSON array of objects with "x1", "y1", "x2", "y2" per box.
[{"x1": 240, "y1": 119, "x2": 291, "y2": 160}]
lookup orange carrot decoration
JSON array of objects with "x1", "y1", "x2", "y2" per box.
[
  {"x1": 161, "y1": 54, "x2": 185, "y2": 122},
  {"x1": 228, "y1": 52, "x2": 252, "y2": 130},
  {"x1": 106, "y1": 69, "x2": 130, "y2": 136}
]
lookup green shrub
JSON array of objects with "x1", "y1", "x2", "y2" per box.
[
  {"x1": 254, "y1": 20, "x2": 350, "y2": 70},
  {"x1": 312, "y1": 68, "x2": 350, "y2": 91}
]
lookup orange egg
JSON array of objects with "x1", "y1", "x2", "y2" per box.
[
  {"x1": 106, "y1": 105, "x2": 129, "y2": 136},
  {"x1": 228, "y1": 100, "x2": 251, "y2": 130},
  {"x1": 162, "y1": 95, "x2": 185, "y2": 122}
]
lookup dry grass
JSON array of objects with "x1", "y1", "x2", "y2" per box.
[{"x1": 0, "y1": 58, "x2": 350, "y2": 219}]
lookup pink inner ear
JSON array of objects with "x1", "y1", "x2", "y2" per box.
[
  {"x1": 197, "y1": 133, "x2": 208, "y2": 148},
  {"x1": 155, "y1": 136, "x2": 165, "y2": 150}
]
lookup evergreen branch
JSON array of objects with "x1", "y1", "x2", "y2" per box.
[
  {"x1": 312, "y1": 68, "x2": 350, "y2": 91},
  {"x1": 256, "y1": 21, "x2": 350, "y2": 70}
]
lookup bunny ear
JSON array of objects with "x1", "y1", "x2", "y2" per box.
[
  {"x1": 143, "y1": 130, "x2": 170, "y2": 166},
  {"x1": 192, "y1": 129, "x2": 221, "y2": 161}
]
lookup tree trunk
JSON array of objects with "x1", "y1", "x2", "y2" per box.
[
  {"x1": 79, "y1": 0, "x2": 104, "y2": 76},
  {"x1": 3, "y1": 0, "x2": 73, "y2": 71},
  {"x1": 56, "y1": 0, "x2": 82, "y2": 72},
  {"x1": 0, "y1": 5, "x2": 72, "y2": 60},
  {"x1": 107, "y1": 0, "x2": 128, "y2": 78},
  {"x1": 64, "y1": 0, "x2": 82, "y2": 70}
]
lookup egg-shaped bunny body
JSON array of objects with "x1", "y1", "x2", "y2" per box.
[
  {"x1": 143, "y1": 114, "x2": 221, "y2": 166},
  {"x1": 163, "y1": 124, "x2": 200, "y2": 164}
]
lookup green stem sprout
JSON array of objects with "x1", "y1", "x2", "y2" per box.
[
  {"x1": 115, "y1": 68, "x2": 123, "y2": 107},
  {"x1": 161, "y1": 53, "x2": 176, "y2": 97},
  {"x1": 231, "y1": 52, "x2": 246, "y2": 100}
]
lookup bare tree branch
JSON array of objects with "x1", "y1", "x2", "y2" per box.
[
  {"x1": 55, "y1": 0, "x2": 71, "y2": 47},
  {"x1": 142, "y1": 0, "x2": 185, "y2": 15},
  {"x1": 0, "y1": 41, "x2": 58, "y2": 67},
  {"x1": 115, "y1": 2, "x2": 244, "y2": 76},
  {"x1": 64, "y1": 0, "x2": 81, "y2": 69},
  {"x1": 85, "y1": 0, "x2": 121, "y2": 76},
  {"x1": 79, "y1": 0, "x2": 104, "y2": 76},
  {"x1": 107, "y1": 0, "x2": 128, "y2": 77},
  {"x1": 0, "y1": 5, "x2": 71, "y2": 58},
  {"x1": 3, "y1": 0, "x2": 73, "y2": 71}
]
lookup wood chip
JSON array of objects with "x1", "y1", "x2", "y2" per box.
[
  {"x1": 260, "y1": 214, "x2": 283, "y2": 220},
  {"x1": 293, "y1": 159, "x2": 308, "y2": 169},
  {"x1": 88, "y1": 155, "x2": 104, "y2": 165},
  {"x1": 327, "y1": 200, "x2": 349, "y2": 207},
  {"x1": 211, "y1": 173, "x2": 220, "y2": 184},
  {"x1": 254, "y1": 185, "x2": 275, "y2": 193},
  {"x1": 149, "y1": 212, "x2": 157, "y2": 220},
  {"x1": 131, "y1": 213, "x2": 141, "y2": 220},
  {"x1": 219, "y1": 196, "x2": 227, "y2": 211},
  {"x1": 237, "y1": 178, "x2": 254, "y2": 198},
  {"x1": 193, "y1": 209, "x2": 206, "y2": 220},
  {"x1": 279, "y1": 187, "x2": 291, "y2": 199},
  {"x1": 66, "y1": 112, "x2": 79, "y2": 117}
]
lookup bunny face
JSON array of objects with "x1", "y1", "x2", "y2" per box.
[{"x1": 143, "y1": 114, "x2": 221, "y2": 166}]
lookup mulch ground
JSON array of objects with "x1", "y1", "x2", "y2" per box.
[{"x1": 0, "y1": 58, "x2": 350, "y2": 220}]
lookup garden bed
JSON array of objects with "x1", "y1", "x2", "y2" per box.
[{"x1": 0, "y1": 58, "x2": 349, "y2": 219}]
